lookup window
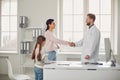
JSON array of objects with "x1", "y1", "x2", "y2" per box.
[
  {"x1": 0, "y1": 0, "x2": 17, "y2": 51},
  {"x1": 89, "y1": 0, "x2": 112, "y2": 52},
  {"x1": 60, "y1": 0, "x2": 114, "y2": 53},
  {"x1": 62, "y1": 0, "x2": 83, "y2": 42}
]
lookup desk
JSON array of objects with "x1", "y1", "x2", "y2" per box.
[{"x1": 44, "y1": 61, "x2": 120, "y2": 80}]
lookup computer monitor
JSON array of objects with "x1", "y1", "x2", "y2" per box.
[
  {"x1": 104, "y1": 38, "x2": 116, "y2": 67},
  {"x1": 104, "y1": 38, "x2": 111, "y2": 62}
]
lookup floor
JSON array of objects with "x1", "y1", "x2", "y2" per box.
[
  {"x1": 0, "y1": 74, "x2": 34, "y2": 80},
  {"x1": 0, "y1": 74, "x2": 10, "y2": 80}
]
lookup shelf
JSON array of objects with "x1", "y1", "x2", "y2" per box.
[
  {"x1": 21, "y1": 39, "x2": 33, "y2": 42},
  {"x1": 26, "y1": 27, "x2": 43, "y2": 30},
  {"x1": 21, "y1": 53, "x2": 32, "y2": 55},
  {"x1": 20, "y1": 26, "x2": 44, "y2": 74}
]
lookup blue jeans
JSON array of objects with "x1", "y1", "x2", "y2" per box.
[
  {"x1": 34, "y1": 66, "x2": 43, "y2": 80},
  {"x1": 47, "y1": 51, "x2": 56, "y2": 61}
]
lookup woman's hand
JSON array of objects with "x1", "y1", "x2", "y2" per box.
[{"x1": 85, "y1": 55, "x2": 90, "y2": 60}]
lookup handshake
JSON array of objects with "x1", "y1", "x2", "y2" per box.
[{"x1": 68, "y1": 42, "x2": 75, "y2": 47}]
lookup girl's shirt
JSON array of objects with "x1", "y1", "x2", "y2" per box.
[
  {"x1": 34, "y1": 47, "x2": 47, "y2": 68},
  {"x1": 44, "y1": 30, "x2": 69, "y2": 52}
]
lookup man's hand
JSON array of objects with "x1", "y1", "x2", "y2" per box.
[
  {"x1": 69, "y1": 42, "x2": 75, "y2": 47},
  {"x1": 85, "y1": 55, "x2": 90, "y2": 60}
]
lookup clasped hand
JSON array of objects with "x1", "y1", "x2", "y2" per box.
[{"x1": 68, "y1": 42, "x2": 75, "y2": 47}]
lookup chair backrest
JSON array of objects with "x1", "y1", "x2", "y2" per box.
[{"x1": 5, "y1": 59, "x2": 15, "y2": 79}]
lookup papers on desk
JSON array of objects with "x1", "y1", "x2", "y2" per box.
[
  {"x1": 56, "y1": 62, "x2": 83, "y2": 67},
  {"x1": 56, "y1": 61, "x2": 102, "y2": 67},
  {"x1": 56, "y1": 61, "x2": 70, "y2": 66},
  {"x1": 55, "y1": 61, "x2": 113, "y2": 69}
]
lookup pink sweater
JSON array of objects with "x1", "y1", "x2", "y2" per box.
[{"x1": 44, "y1": 30, "x2": 69, "y2": 52}]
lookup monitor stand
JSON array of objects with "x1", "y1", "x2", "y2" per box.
[
  {"x1": 110, "y1": 49, "x2": 116, "y2": 67},
  {"x1": 111, "y1": 60, "x2": 116, "y2": 67}
]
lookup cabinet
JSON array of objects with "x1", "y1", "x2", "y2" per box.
[{"x1": 20, "y1": 27, "x2": 45, "y2": 79}]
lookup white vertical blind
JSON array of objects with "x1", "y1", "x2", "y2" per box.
[{"x1": 0, "y1": 0, "x2": 17, "y2": 51}]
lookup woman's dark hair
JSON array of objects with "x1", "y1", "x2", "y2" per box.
[
  {"x1": 32, "y1": 35, "x2": 46, "y2": 61},
  {"x1": 46, "y1": 19, "x2": 54, "y2": 31}
]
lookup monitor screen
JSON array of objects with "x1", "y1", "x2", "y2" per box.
[{"x1": 104, "y1": 38, "x2": 111, "y2": 62}]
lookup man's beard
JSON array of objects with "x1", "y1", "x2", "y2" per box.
[{"x1": 86, "y1": 23, "x2": 90, "y2": 26}]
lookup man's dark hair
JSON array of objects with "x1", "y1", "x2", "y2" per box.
[{"x1": 87, "y1": 13, "x2": 96, "y2": 22}]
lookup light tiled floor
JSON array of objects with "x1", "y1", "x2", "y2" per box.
[{"x1": 0, "y1": 74, "x2": 10, "y2": 80}]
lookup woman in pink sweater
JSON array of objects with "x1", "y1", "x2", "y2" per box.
[{"x1": 44, "y1": 19, "x2": 71, "y2": 61}]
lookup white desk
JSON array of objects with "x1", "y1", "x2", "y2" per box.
[{"x1": 44, "y1": 61, "x2": 120, "y2": 80}]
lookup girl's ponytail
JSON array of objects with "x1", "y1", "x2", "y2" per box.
[{"x1": 32, "y1": 35, "x2": 46, "y2": 61}]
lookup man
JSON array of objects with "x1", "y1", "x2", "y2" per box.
[{"x1": 70, "y1": 13, "x2": 100, "y2": 64}]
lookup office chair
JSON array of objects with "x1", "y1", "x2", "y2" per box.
[{"x1": 6, "y1": 59, "x2": 31, "y2": 80}]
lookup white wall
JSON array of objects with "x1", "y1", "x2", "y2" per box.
[
  {"x1": 18, "y1": 0, "x2": 57, "y2": 27},
  {"x1": 117, "y1": 0, "x2": 120, "y2": 55},
  {"x1": 115, "y1": 0, "x2": 120, "y2": 63},
  {"x1": 0, "y1": 0, "x2": 57, "y2": 74}
]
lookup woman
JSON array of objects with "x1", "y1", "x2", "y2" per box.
[
  {"x1": 32, "y1": 35, "x2": 46, "y2": 80},
  {"x1": 44, "y1": 19, "x2": 71, "y2": 61}
]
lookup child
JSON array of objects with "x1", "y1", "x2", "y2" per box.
[{"x1": 32, "y1": 35, "x2": 46, "y2": 80}]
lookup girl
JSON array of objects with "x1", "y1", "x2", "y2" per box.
[
  {"x1": 32, "y1": 35, "x2": 46, "y2": 80},
  {"x1": 44, "y1": 19, "x2": 71, "y2": 61}
]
